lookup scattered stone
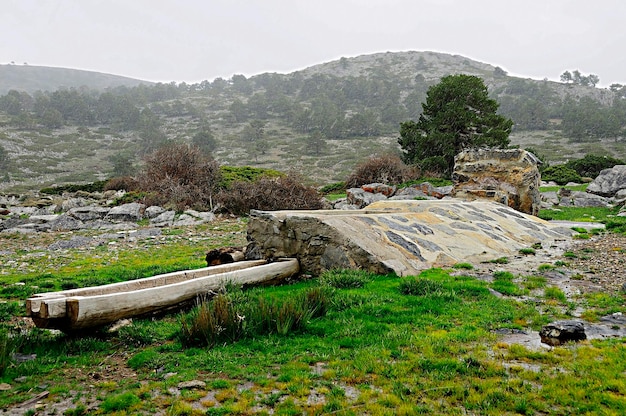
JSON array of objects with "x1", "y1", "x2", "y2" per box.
[
  {"x1": 68, "y1": 206, "x2": 110, "y2": 221},
  {"x1": 0, "y1": 383, "x2": 11, "y2": 391},
  {"x1": 48, "y1": 236, "x2": 93, "y2": 250},
  {"x1": 539, "y1": 320, "x2": 587, "y2": 346},
  {"x1": 346, "y1": 188, "x2": 387, "y2": 208},
  {"x1": 178, "y1": 380, "x2": 206, "y2": 390}
]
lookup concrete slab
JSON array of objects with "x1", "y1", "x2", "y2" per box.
[{"x1": 246, "y1": 200, "x2": 575, "y2": 277}]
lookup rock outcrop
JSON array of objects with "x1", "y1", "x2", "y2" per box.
[
  {"x1": 587, "y1": 165, "x2": 626, "y2": 197},
  {"x1": 451, "y1": 148, "x2": 542, "y2": 215},
  {"x1": 245, "y1": 200, "x2": 573, "y2": 277}
]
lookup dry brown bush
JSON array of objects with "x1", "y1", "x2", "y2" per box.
[
  {"x1": 134, "y1": 143, "x2": 221, "y2": 211},
  {"x1": 345, "y1": 154, "x2": 417, "y2": 188},
  {"x1": 217, "y1": 174, "x2": 324, "y2": 216},
  {"x1": 103, "y1": 176, "x2": 140, "y2": 192}
]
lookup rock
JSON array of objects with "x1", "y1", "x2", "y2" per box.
[
  {"x1": 145, "y1": 206, "x2": 166, "y2": 219},
  {"x1": 541, "y1": 191, "x2": 559, "y2": 206},
  {"x1": 48, "y1": 236, "x2": 93, "y2": 250},
  {"x1": 571, "y1": 192, "x2": 609, "y2": 207},
  {"x1": 346, "y1": 188, "x2": 388, "y2": 208},
  {"x1": 173, "y1": 213, "x2": 212, "y2": 226},
  {"x1": 105, "y1": 203, "x2": 146, "y2": 222},
  {"x1": 451, "y1": 148, "x2": 542, "y2": 215},
  {"x1": 390, "y1": 186, "x2": 430, "y2": 200},
  {"x1": 539, "y1": 320, "x2": 587, "y2": 346},
  {"x1": 332, "y1": 199, "x2": 361, "y2": 210},
  {"x1": 150, "y1": 210, "x2": 176, "y2": 226},
  {"x1": 183, "y1": 209, "x2": 215, "y2": 223},
  {"x1": 246, "y1": 199, "x2": 573, "y2": 277},
  {"x1": 177, "y1": 380, "x2": 206, "y2": 390},
  {"x1": 68, "y1": 206, "x2": 111, "y2": 221},
  {"x1": 361, "y1": 183, "x2": 396, "y2": 197},
  {"x1": 0, "y1": 383, "x2": 11, "y2": 391},
  {"x1": 49, "y1": 214, "x2": 85, "y2": 231},
  {"x1": 587, "y1": 165, "x2": 626, "y2": 197},
  {"x1": 61, "y1": 197, "x2": 90, "y2": 212}
]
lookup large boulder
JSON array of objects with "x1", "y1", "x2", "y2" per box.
[
  {"x1": 451, "y1": 148, "x2": 542, "y2": 215},
  {"x1": 245, "y1": 199, "x2": 573, "y2": 277},
  {"x1": 587, "y1": 165, "x2": 626, "y2": 197}
]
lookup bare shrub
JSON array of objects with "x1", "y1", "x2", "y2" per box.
[
  {"x1": 217, "y1": 173, "x2": 324, "y2": 216},
  {"x1": 135, "y1": 143, "x2": 221, "y2": 211},
  {"x1": 104, "y1": 176, "x2": 139, "y2": 192},
  {"x1": 345, "y1": 154, "x2": 416, "y2": 188}
]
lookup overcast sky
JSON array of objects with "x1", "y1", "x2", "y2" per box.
[{"x1": 3, "y1": 0, "x2": 625, "y2": 87}]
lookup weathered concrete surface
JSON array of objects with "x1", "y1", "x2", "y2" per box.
[{"x1": 245, "y1": 200, "x2": 573, "y2": 277}]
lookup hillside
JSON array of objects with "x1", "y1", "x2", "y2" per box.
[
  {"x1": 0, "y1": 64, "x2": 152, "y2": 94},
  {"x1": 0, "y1": 51, "x2": 624, "y2": 191}
]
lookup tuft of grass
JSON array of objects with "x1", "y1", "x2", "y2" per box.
[
  {"x1": 452, "y1": 262, "x2": 474, "y2": 270},
  {"x1": 544, "y1": 287, "x2": 567, "y2": 303},
  {"x1": 100, "y1": 392, "x2": 141, "y2": 413},
  {"x1": 519, "y1": 248, "x2": 536, "y2": 255},
  {"x1": 490, "y1": 271, "x2": 525, "y2": 296},
  {"x1": 489, "y1": 257, "x2": 509, "y2": 264},
  {"x1": 320, "y1": 269, "x2": 375, "y2": 289},
  {"x1": 399, "y1": 277, "x2": 445, "y2": 296},
  {"x1": 538, "y1": 264, "x2": 556, "y2": 272},
  {"x1": 179, "y1": 286, "x2": 331, "y2": 347}
]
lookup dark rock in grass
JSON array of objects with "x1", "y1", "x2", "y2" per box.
[{"x1": 540, "y1": 320, "x2": 586, "y2": 346}]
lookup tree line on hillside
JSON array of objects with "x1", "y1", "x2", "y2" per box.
[
  {"x1": 1, "y1": 66, "x2": 625, "y2": 144},
  {"x1": 38, "y1": 74, "x2": 619, "y2": 217}
]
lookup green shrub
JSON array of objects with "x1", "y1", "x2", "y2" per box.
[
  {"x1": 565, "y1": 154, "x2": 624, "y2": 178},
  {"x1": 541, "y1": 165, "x2": 582, "y2": 185},
  {"x1": 319, "y1": 181, "x2": 346, "y2": 194},
  {"x1": 219, "y1": 166, "x2": 283, "y2": 189},
  {"x1": 452, "y1": 262, "x2": 474, "y2": 270},
  {"x1": 40, "y1": 180, "x2": 108, "y2": 195}
]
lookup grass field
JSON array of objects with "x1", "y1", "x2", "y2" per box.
[{"x1": 1, "y1": 217, "x2": 625, "y2": 414}]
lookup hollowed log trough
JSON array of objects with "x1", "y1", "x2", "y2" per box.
[{"x1": 26, "y1": 258, "x2": 299, "y2": 332}]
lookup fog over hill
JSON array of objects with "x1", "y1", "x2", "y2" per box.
[{"x1": 0, "y1": 64, "x2": 153, "y2": 94}]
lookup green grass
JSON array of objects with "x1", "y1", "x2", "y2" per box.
[
  {"x1": 539, "y1": 183, "x2": 588, "y2": 193},
  {"x1": 1, "y1": 224, "x2": 625, "y2": 414},
  {"x1": 538, "y1": 206, "x2": 618, "y2": 223}
]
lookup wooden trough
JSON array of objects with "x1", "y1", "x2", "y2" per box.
[{"x1": 26, "y1": 258, "x2": 300, "y2": 332}]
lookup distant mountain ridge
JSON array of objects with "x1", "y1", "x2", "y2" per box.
[{"x1": 0, "y1": 64, "x2": 153, "y2": 94}]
